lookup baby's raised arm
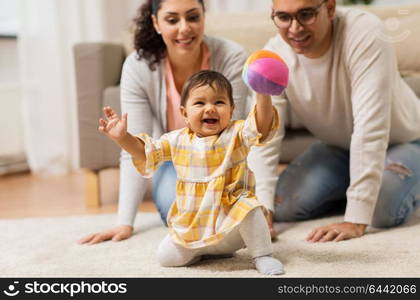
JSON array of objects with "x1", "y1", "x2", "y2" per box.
[
  {"x1": 254, "y1": 94, "x2": 275, "y2": 140},
  {"x1": 99, "y1": 106, "x2": 146, "y2": 161},
  {"x1": 242, "y1": 50, "x2": 288, "y2": 140}
]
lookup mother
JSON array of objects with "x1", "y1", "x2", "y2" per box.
[{"x1": 79, "y1": 0, "x2": 248, "y2": 244}]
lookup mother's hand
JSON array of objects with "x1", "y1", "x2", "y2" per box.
[
  {"x1": 78, "y1": 225, "x2": 134, "y2": 245},
  {"x1": 306, "y1": 222, "x2": 367, "y2": 243}
]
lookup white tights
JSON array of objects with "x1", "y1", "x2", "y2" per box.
[{"x1": 157, "y1": 207, "x2": 273, "y2": 267}]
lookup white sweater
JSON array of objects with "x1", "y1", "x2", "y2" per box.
[{"x1": 250, "y1": 7, "x2": 420, "y2": 224}]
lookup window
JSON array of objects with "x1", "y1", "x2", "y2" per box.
[{"x1": 0, "y1": 0, "x2": 19, "y2": 37}]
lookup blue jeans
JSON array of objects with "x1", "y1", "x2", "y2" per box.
[
  {"x1": 274, "y1": 140, "x2": 420, "y2": 228},
  {"x1": 152, "y1": 161, "x2": 177, "y2": 225}
]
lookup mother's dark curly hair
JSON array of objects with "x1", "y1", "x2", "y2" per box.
[{"x1": 133, "y1": 0, "x2": 206, "y2": 71}]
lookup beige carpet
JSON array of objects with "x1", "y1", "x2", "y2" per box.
[{"x1": 1, "y1": 211, "x2": 420, "y2": 278}]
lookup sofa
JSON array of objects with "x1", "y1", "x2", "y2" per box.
[{"x1": 74, "y1": 4, "x2": 420, "y2": 207}]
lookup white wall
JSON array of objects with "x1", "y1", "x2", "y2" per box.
[
  {"x1": 0, "y1": 0, "x2": 18, "y2": 35},
  {"x1": 80, "y1": 0, "x2": 144, "y2": 42},
  {"x1": 102, "y1": 0, "x2": 145, "y2": 42},
  {"x1": 206, "y1": 0, "x2": 271, "y2": 12}
]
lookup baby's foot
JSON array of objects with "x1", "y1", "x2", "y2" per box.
[{"x1": 254, "y1": 255, "x2": 284, "y2": 275}]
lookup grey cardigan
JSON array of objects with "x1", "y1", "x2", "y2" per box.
[{"x1": 118, "y1": 35, "x2": 249, "y2": 226}]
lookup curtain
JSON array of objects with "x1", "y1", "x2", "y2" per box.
[
  {"x1": 18, "y1": 0, "x2": 137, "y2": 175},
  {"x1": 19, "y1": 0, "x2": 77, "y2": 174}
]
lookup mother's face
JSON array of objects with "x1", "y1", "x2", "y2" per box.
[{"x1": 152, "y1": 0, "x2": 205, "y2": 56}]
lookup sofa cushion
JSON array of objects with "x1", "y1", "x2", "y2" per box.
[
  {"x1": 280, "y1": 129, "x2": 318, "y2": 163},
  {"x1": 360, "y1": 4, "x2": 420, "y2": 19},
  {"x1": 103, "y1": 86, "x2": 121, "y2": 114},
  {"x1": 205, "y1": 13, "x2": 277, "y2": 55},
  {"x1": 101, "y1": 86, "x2": 122, "y2": 167},
  {"x1": 388, "y1": 14, "x2": 420, "y2": 77},
  {"x1": 403, "y1": 76, "x2": 420, "y2": 98},
  {"x1": 363, "y1": 5, "x2": 420, "y2": 77}
]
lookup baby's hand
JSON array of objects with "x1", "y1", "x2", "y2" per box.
[{"x1": 99, "y1": 107, "x2": 128, "y2": 141}]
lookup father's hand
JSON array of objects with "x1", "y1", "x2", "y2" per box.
[{"x1": 306, "y1": 222, "x2": 367, "y2": 243}]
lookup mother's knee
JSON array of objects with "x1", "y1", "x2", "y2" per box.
[{"x1": 152, "y1": 163, "x2": 176, "y2": 224}]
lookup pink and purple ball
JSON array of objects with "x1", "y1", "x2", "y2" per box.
[{"x1": 242, "y1": 50, "x2": 289, "y2": 96}]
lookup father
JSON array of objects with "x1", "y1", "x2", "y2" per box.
[{"x1": 251, "y1": 0, "x2": 420, "y2": 242}]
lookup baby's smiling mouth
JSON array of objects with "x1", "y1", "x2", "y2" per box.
[{"x1": 202, "y1": 118, "x2": 218, "y2": 124}]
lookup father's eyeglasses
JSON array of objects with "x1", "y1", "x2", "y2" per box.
[{"x1": 271, "y1": 0, "x2": 328, "y2": 29}]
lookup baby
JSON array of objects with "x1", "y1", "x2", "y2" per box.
[{"x1": 99, "y1": 70, "x2": 283, "y2": 275}]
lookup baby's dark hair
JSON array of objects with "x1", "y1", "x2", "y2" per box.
[
  {"x1": 180, "y1": 70, "x2": 234, "y2": 107},
  {"x1": 133, "y1": 0, "x2": 205, "y2": 70}
]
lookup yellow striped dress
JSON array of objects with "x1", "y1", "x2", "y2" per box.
[{"x1": 133, "y1": 105, "x2": 279, "y2": 249}]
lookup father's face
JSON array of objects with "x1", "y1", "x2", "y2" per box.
[{"x1": 272, "y1": 0, "x2": 336, "y2": 58}]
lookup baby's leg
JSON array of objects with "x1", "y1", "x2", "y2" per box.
[
  {"x1": 199, "y1": 227, "x2": 245, "y2": 259},
  {"x1": 239, "y1": 208, "x2": 284, "y2": 275},
  {"x1": 157, "y1": 234, "x2": 200, "y2": 267}
]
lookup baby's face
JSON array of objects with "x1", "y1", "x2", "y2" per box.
[{"x1": 180, "y1": 85, "x2": 234, "y2": 137}]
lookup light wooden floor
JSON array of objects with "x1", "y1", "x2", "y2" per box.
[{"x1": 0, "y1": 168, "x2": 156, "y2": 219}]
